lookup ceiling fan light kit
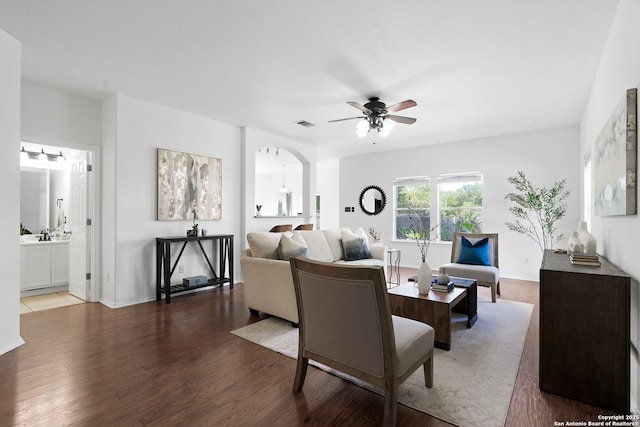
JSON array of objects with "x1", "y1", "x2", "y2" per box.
[{"x1": 329, "y1": 97, "x2": 416, "y2": 139}]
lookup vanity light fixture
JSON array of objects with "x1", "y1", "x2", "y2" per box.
[{"x1": 20, "y1": 146, "x2": 66, "y2": 162}]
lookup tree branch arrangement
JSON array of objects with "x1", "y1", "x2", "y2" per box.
[{"x1": 504, "y1": 170, "x2": 570, "y2": 252}]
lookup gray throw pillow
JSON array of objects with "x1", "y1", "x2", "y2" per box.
[
  {"x1": 341, "y1": 228, "x2": 372, "y2": 261},
  {"x1": 278, "y1": 234, "x2": 309, "y2": 261}
]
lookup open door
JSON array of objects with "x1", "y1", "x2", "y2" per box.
[{"x1": 68, "y1": 152, "x2": 89, "y2": 300}]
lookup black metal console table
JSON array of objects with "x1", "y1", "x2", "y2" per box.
[{"x1": 156, "y1": 234, "x2": 234, "y2": 303}]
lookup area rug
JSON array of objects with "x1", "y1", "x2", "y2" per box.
[{"x1": 231, "y1": 296, "x2": 533, "y2": 427}]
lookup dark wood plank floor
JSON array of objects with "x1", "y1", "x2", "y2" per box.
[{"x1": 0, "y1": 268, "x2": 618, "y2": 426}]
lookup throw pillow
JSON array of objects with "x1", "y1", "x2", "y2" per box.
[
  {"x1": 456, "y1": 236, "x2": 490, "y2": 266},
  {"x1": 278, "y1": 234, "x2": 309, "y2": 261},
  {"x1": 341, "y1": 228, "x2": 372, "y2": 261},
  {"x1": 247, "y1": 232, "x2": 285, "y2": 259},
  {"x1": 294, "y1": 230, "x2": 334, "y2": 262}
]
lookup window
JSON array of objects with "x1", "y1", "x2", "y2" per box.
[
  {"x1": 438, "y1": 173, "x2": 483, "y2": 241},
  {"x1": 394, "y1": 177, "x2": 431, "y2": 240}
]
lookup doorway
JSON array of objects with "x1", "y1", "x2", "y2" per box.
[{"x1": 19, "y1": 139, "x2": 99, "y2": 307}]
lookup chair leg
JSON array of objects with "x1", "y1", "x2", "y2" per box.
[
  {"x1": 491, "y1": 283, "x2": 497, "y2": 303},
  {"x1": 293, "y1": 356, "x2": 308, "y2": 392},
  {"x1": 423, "y1": 349, "x2": 434, "y2": 388},
  {"x1": 383, "y1": 380, "x2": 399, "y2": 427},
  {"x1": 497, "y1": 280, "x2": 501, "y2": 295}
]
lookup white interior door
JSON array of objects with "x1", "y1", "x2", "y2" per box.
[{"x1": 69, "y1": 152, "x2": 88, "y2": 300}]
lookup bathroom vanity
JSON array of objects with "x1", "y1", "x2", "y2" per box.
[{"x1": 20, "y1": 240, "x2": 70, "y2": 291}]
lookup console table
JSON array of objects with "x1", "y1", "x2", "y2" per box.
[
  {"x1": 539, "y1": 250, "x2": 630, "y2": 413},
  {"x1": 156, "y1": 234, "x2": 234, "y2": 303}
]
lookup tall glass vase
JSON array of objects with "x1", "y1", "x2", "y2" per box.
[{"x1": 417, "y1": 261, "x2": 432, "y2": 294}]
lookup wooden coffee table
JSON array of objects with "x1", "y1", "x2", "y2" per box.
[{"x1": 388, "y1": 283, "x2": 473, "y2": 350}]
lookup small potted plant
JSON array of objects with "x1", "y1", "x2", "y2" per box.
[
  {"x1": 369, "y1": 227, "x2": 383, "y2": 245},
  {"x1": 256, "y1": 204, "x2": 262, "y2": 216}
]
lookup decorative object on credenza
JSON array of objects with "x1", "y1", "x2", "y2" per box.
[
  {"x1": 566, "y1": 232, "x2": 583, "y2": 253},
  {"x1": 576, "y1": 221, "x2": 597, "y2": 253},
  {"x1": 505, "y1": 170, "x2": 570, "y2": 253},
  {"x1": 157, "y1": 148, "x2": 222, "y2": 221},
  {"x1": 255, "y1": 204, "x2": 262, "y2": 216},
  {"x1": 568, "y1": 251, "x2": 601, "y2": 267},
  {"x1": 187, "y1": 199, "x2": 199, "y2": 237},
  {"x1": 594, "y1": 88, "x2": 637, "y2": 216},
  {"x1": 201, "y1": 229, "x2": 208, "y2": 237}
]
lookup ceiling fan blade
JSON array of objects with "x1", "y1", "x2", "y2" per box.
[
  {"x1": 328, "y1": 116, "x2": 365, "y2": 123},
  {"x1": 387, "y1": 114, "x2": 417, "y2": 124},
  {"x1": 347, "y1": 101, "x2": 372, "y2": 114},
  {"x1": 386, "y1": 99, "x2": 417, "y2": 113}
]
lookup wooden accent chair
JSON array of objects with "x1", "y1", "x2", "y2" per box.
[
  {"x1": 269, "y1": 224, "x2": 292, "y2": 232},
  {"x1": 289, "y1": 257, "x2": 434, "y2": 427},
  {"x1": 293, "y1": 223, "x2": 314, "y2": 230},
  {"x1": 439, "y1": 232, "x2": 500, "y2": 302}
]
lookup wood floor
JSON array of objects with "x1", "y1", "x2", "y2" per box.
[{"x1": 0, "y1": 269, "x2": 617, "y2": 426}]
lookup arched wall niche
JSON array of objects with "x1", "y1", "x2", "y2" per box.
[
  {"x1": 241, "y1": 127, "x2": 316, "y2": 238},
  {"x1": 254, "y1": 146, "x2": 305, "y2": 216}
]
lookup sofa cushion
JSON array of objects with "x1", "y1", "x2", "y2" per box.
[
  {"x1": 247, "y1": 232, "x2": 286, "y2": 259},
  {"x1": 323, "y1": 228, "x2": 346, "y2": 261},
  {"x1": 334, "y1": 258, "x2": 384, "y2": 268},
  {"x1": 457, "y1": 236, "x2": 490, "y2": 266},
  {"x1": 439, "y1": 262, "x2": 500, "y2": 284},
  {"x1": 278, "y1": 234, "x2": 309, "y2": 261},
  {"x1": 294, "y1": 230, "x2": 334, "y2": 262},
  {"x1": 341, "y1": 228, "x2": 371, "y2": 261}
]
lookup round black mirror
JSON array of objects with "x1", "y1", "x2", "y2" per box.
[{"x1": 359, "y1": 185, "x2": 386, "y2": 215}]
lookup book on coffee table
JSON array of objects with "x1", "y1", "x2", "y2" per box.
[{"x1": 431, "y1": 283, "x2": 454, "y2": 292}]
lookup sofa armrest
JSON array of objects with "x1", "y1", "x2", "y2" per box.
[
  {"x1": 240, "y1": 250, "x2": 299, "y2": 323},
  {"x1": 370, "y1": 244, "x2": 388, "y2": 263}
]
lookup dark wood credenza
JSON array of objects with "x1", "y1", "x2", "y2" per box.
[
  {"x1": 540, "y1": 250, "x2": 630, "y2": 413},
  {"x1": 156, "y1": 234, "x2": 234, "y2": 303}
]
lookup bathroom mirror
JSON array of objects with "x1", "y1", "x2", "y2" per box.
[{"x1": 359, "y1": 185, "x2": 386, "y2": 215}]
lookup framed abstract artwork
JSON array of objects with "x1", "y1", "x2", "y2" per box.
[
  {"x1": 157, "y1": 148, "x2": 222, "y2": 221},
  {"x1": 593, "y1": 88, "x2": 637, "y2": 216}
]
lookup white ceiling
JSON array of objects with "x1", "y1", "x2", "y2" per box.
[{"x1": 0, "y1": 1, "x2": 619, "y2": 160}]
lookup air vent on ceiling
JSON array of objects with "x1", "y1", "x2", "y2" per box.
[{"x1": 296, "y1": 120, "x2": 315, "y2": 128}]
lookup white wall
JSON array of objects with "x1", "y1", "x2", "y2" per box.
[
  {"x1": 316, "y1": 159, "x2": 340, "y2": 230},
  {"x1": 340, "y1": 126, "x2": 581, "y2": 281},
  {"x1": 579, "y1": 0, "x2": 640, "y2": 412},
  {"x1": 0, "y1": 28, "x2": 24, "y2": 355},
  {"x1": 101, "y1": 95, "x2": 117, "y2": 305},
  {"x1": 21, "y1": 81, "x2": 102, "y2": 146},
  {"x1": 101, "y1": 94, "x2": 242, "y2": 307}
]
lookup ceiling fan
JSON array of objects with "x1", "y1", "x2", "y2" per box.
[{"x1": 329, "y1": 97, "x2": 417, "y2": 138}]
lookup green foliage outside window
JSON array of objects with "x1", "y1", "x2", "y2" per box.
[
  {"x1": 395, "y1": 181, "x2": 431, "y2": 240},
  {"x1": 439, "y1": 182, "x2": 483, "y2": 241}
]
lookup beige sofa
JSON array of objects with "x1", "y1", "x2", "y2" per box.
[{"x1": 240, "y1": 228, "x2": 388, "y2": 325}]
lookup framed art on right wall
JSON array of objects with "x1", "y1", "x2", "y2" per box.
[{"x1": 594, "y1": 87, "x2": 637, "y2": 216}]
